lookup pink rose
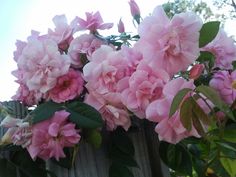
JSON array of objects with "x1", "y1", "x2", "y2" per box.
[
  {"x1": 68, "y1": 34, "x2": 105, "y2": 67},
  {"x1": 136, "y1": 6, "x2": 202, "y2": 76},
  {"x1": 209, "y1": 70, "x2": 236, "y2": 104},
  {"x1": 15, "y1": 37, "x2": 70, "y2": 94},
  {"x1": 146, "y1": 78, "x2": 200, "y2": 144},
  {"x1": 77, "y1": 11, "x2": 113, "y2": 33},
  {"x1": 202, "y1": 29, "x2": 236, "y2": 70},
  {"x1": 48, "y1": 15, "x2": 78, "y2": 51},
  {"x1": 119, "y1": 61, "x2": 170, "y2": 118},
  {"x1": 85, "y1": 91, "x2": 131, "y2": 131},
  {"x1": 48, "y1": 69, "x2": 84, "y2": 103},
  {"x1": 27, "y1": 110, "x2": 81, "y2": 161},
  {"x1": 128, "y1": 0, "x2": 141, "y2": 17}
]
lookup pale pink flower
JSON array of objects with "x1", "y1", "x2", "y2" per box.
[
  {"x1": 83, "y1": 45, "x2": 139, "y2": 95},
  {"x1": 68, "y1": 34, "x2": 105, "y2": 67},
  {"x1": 48, "y1": 15, "x2": 78, "y2": 51},
  {"x1": 136, "y1": 6, "x2": 202, "y2": 76},
  {"x1": 119, "y1": 61, "x2": 170, "y2": 118},
  {"x1": 189, "y1": 64, "x2": 204, "y2": 80},
  {"x1": 13, "y1": 40, "x2": 27, "y2": 62},
  {"x1": 48, "y1": 69, "x2": 84, "y2": 103},
  {"x1": 27, "y1": 110, "x2": 80, "y2": 161},
  {"x1": 0, "y1": 116, "x2": 32, "y2": 147},
  {"x1": 209, "y1": 70, "x2": 236, "y2": 105},
  {"x1": 77, "y1": 11, "x2": 113, "y2": 32},
  {"x1": 85, "y1": 91, "x2": 131, "y2": 131},
  {"x1": 15, "y1": 37, "x2": 70, "y2": 93},
  {"x1": 146, "y1": 78, "x2": 200, "y2": 144},
  {"x1": 129, "y1": 0, "x2": 141, "y2": 17},
  {"x1": 202, "y1": 29, "x2": 236, "y2": 70},
  {"x1": 117, "y1": 18, "x2": 125, "y2": 33}
]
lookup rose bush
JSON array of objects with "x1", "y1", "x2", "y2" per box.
[{"x1": 1, "y1": 1, "x2": 236, "y2": 177}]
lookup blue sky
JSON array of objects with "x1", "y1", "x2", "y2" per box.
[{"x1": 0, "y1": 0, "x2": 235, "y2": 101}]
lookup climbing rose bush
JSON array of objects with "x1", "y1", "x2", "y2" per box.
[{"x1": 1, "y1": 1, "x2": 236, "y2": 177}]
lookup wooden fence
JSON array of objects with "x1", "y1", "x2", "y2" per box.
[{"x1": 0, "y1": 101, "x2": 170, "y2": 177}]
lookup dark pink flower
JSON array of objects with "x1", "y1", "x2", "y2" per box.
[
  {"x1": 77, "y1": 11, "x2": 113, "y2": 32},
  {"x1": 189, "y1": 64, "x2": 204, "y2": 80},
  {"x1": 48, "y1": 69, "x2": 84, "y2": 103},
  {"x1": 27, "y1": 110, "x2": 81, "y2": 161}
]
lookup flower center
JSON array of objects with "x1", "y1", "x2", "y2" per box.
[{"x1": 232, "y1": 80, "x2": 236, "y2": 90}]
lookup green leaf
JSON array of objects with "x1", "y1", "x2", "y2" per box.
[
  {"x1": 0, "y1": 158, "x2": 17, "y2": 177},
  {"x1": 84, "y1": 129, "x2": 102, "y2": 148},
  {"x1": 66, "y1": 101, "x2": 103, "y2": 129},
  {"x1": 109, "y1": 163, "x2": 134, "y2": 177},
  {"x1": 111, "y1": 128, "x2": 135, "y2": 156},
  {"x1": 199, "y1": 21, "x2": 220, "y2": 47},
  {"x1": 31, "y1": 101, "x2": 62, "y2": 124},
  {"x1": 195, "y1": 85, "x2": 234, "y2": 120},
  {"x1": 192, "y1": 112, "x2": 206, "y2": 137},
  {"x1": 169, "y1": 88, "x2": 192, "y2": 117},
  {"x1": 180, "y1": 97, "x2": 193, "y2": 131},
  {"x1": 223, "y1": 129, "x2": 236, "y2": 143},
  {"x1": 196, "y1": 51, "x2": 215, "y2": 69},
  {"x1": 159, "y1": 142, "x2": 193, "y2": 176},
  {"x1": 192, "y1": 98, "x2": 211, "y2": 126},
  {"x1": 220, "y1": 152, "x2": 236, "y2": 177},
  {"x1": 216, "y1": 142, "x2": 236, "y2": 152}
]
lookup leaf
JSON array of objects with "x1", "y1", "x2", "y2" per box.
[
  {"x1": 216, "y1": 142, "x2": 236, "y2": 152},
  {"x1": 51, "y1": 147, "x2": 74, "y2": 169},
  {"x1": 196, "y1": 51, "x2": 215, "y2": 69},
  {"x1": 109, "y1": 163, "x2": 134, "y2": 177},
  {"x1": 111, "y1": 128, "x2": 135, "y2": 156},
  {"x1": 84, "y1": 129, "x2": 102, "y2": 148},
  {"x1": 180, "y1": 97, "x2": 193, "y2": 131},
  {"x1": 232, "y1": 61, "x2": 236, "y2": 70},
  {"x1": 191, "y1": 99, "x2": 211, "y2": 126},
  {"x1": 159, "y1": 141, "x2": 193, "y2": 176},
  {"x1": 223, "y1": 129, "x2": 236, "y2": 143},
  {"x1": 31, "y1": 101, "x2": 62, "y2": 124},
  {"x1": 199, "y1": 21, "x2": 220, "y2": 47},
  {"x1": 195, "y1": 85, "x2": 234, "y2": 120},
  {"x1": 66, "y1": 101, "x2": 103, "y2": 129},
  {"x1": 220, "y1": 152, "x2": 236, "y2": 177},
  {"x1": 0, "y1": 158, "x2": 17, "y2": 177},
  {"x1": 192, "y1": 112, "x2": 206, "y2": 137},
  {"x1": 169, "y1": 88, "x2": 192, "y2": 117}
]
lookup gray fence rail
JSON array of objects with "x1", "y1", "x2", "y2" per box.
[{"x1": 0, "y1": 101, "x2": 170, "y2": 177}]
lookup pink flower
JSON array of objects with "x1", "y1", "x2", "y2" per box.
[
  {"x1": 77, "y1": 11, "x2": 113, "y2": 33},
  {"x1": 48, "y1": 15, "x2": 78, "y2": 51},
  {"x1": 27, "y1": 110, "x2": 80, "y2": 161},
  {"x1": 146, "y1": 78, "x2": 200, "y2": 144},
  {"x1": 189, "y1": 64, "x2": 204, "y2": 80},
  {"x1": 68, "y1": 34, "x2": 105, "y2": 67},
  {"x1": 48, "y1": 69, "x2": 84, "y2": 103},
  {"x1": 129, "y1": 0, "x2": 141, "y2": 17},
  {"x1": 15, "y1": 37, "x2": 70, "y2": 94},
  {"x1": 119, "y1": 61, "x2": 170, "y2": 118},
  {"x1": 202, "y1": 29, "x2": 236, "y2": 70},
  {"x1": 85, "y1": 91, "x2": 131, "y2": 131},
  {"x1": 209, "y1": 70, "x2": 236, "y2": 104},
  {"x1": 117, "y1": 18, "x2": 125, "y2": 33},
  {"x1": 13, "y1": 40, "x2": 27, "y2": 62},
  {"x1": 83, "y1": 45, "x2": 139, "y2": 95},
  {"x1": 0, "y1": 116, "x2": 32, "y2": 147},
  {"x1": 136, "y1": 6, "x2": 202, "y2": 76}
]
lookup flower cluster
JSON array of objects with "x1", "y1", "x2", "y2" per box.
[{"x1": 1, "y1": 1, "x2": 236, "y2": 177}]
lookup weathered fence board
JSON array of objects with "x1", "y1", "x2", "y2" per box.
[{"x1": 0, "y1": 101, "x2": 170, "y2": 177}]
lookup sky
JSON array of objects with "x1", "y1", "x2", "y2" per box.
[{"x1": 0, "y1": 0, "x2": 235, "y2": 101}]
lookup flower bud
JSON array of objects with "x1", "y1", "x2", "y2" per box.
[
  {"x1": 129, "y1": 0, "x2": 140, "y2": 17},
  {"x1": 189, "y1": 64, "x2": 204, "y2": 80},
  {"x1": 118, "y1": 18, "x2": 125, "y2": 33}
]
